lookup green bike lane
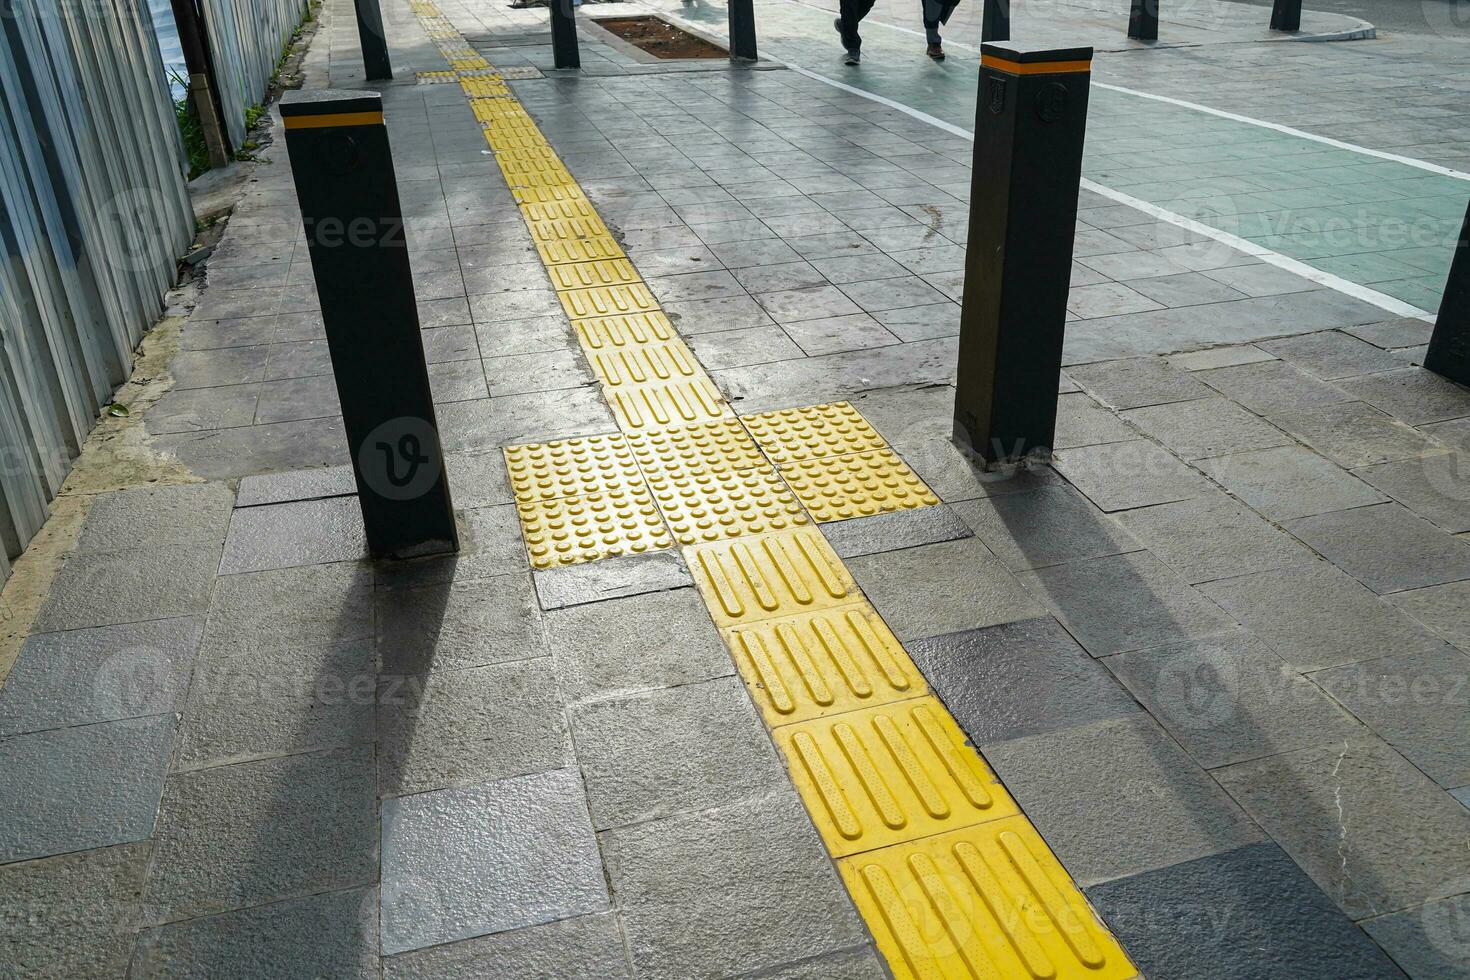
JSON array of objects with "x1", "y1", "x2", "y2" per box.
[{"x1": 655, "y1": 0, "x2": 1467, "y2": 316}]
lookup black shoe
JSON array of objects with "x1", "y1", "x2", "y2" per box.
[
  {"x1": 927, "y1": 42, "x2": 945, "y2": 60},
  {"x1": 835, "y1": 17, "x2": 860, "y2": 63}
]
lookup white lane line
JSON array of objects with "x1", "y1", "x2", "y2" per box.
[{"x1": 781, "y1": 63, "x2": 1432, "y2": 320}]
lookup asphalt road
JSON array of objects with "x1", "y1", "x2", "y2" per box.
[{"x1": 1225, "y1": 0, "x2": 1470, "y2": 35}]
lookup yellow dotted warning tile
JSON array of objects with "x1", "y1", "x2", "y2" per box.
[
  {"x1": 559, "y1": 282, "x2": 660, "y2": 321},
  {"x1": 840, "y1": 817, "x2": 1139, "y2": 980},
  {"x1": 741, "y1": 401, "x2": 888, "y2": 465},
  {"x1": 627, "y1": 418, "x2": 768, "y2": 475},
  {"x1": 646, "y1": 466, "x2": 809, "y2": 546},
  {"x1": 537, "y1": 237, "x2": 625, "y2": 267},
  {"x1": 589, "y1": 341, "x2": 701, "y2": 390},
  {"x1": 726, "y1": 602, "x2": 926, "y2": 727},
  {"x1": 526, "y1": 214, "x2": 613, "y2": 244},
  {"x1": 607, "y1": 378, "x2": 731, "y2": 433},
  {"x1": 784, "y1": 449, "x2": 940, "y2": 523},
  {"x1": 548, "y1": 258, "x2": 641, "y2": 292},
  {"x1": 575, "y1": 311, "x2": 675, "y2": 350},
  {"x1": 776, "y1": 697, "x2": 1018, "y2": 857},
  {"x1": 502, "y1": 434, "x2": 647, "y2": 504},
  {"x1": 686, "y1": 527, "x2": 856, "y2": 628},
  {"x1": 516, "y1": 488, "x2": 673, "y2": 570}
]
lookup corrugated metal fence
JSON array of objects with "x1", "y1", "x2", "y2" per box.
[{"x1": 0, "y1": 0, "x2": 308, "y2": 586}]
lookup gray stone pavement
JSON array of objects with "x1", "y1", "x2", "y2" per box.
[{"x1": 1, "y1": 0, "x2": 1470, "y2": 976}]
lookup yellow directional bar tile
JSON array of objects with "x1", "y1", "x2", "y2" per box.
[
  {"x1": 526, "y1": 214, "x2": 612, "y2": 244},
  {"x1": 460, "y1": 77, "x2": 510, "y2": 97},
  {"x1": 502, "y1": 434, "x2": 648, "y2": 504},
  {"x1": 776, "y1": 697, "x2": 1018, "y2": 858},
  {"x1": 523, "y1": 198, "x2": 602, "y2": 226},
  {"x1": 783, "y1": 449, "x2": 941, "y2": 523},
  {"x1": 513, "y1": 183, "x2": 589, "y2": 207},
  {"x1": 741, "y1": 401, "x2": 889, "y2": 465},
  {"x1": 559, "y1": 282, "x2": 660, "y2": 320},
  {"x1": 486, "y1": 130, "x2": 547, "y2": 153},
  {"x1": 725, "y1": 602, "x2": 926, "y2": 727},
  {"x1": 548, "y1": 258, "x2": 640, "y2": 292},
  {"x1": 450, "y1": 57, "x2": 491, "y2": 71},
  {"x1": 587, "y1": 340, "x2": 701, "y2": 390},
  {"x1": 515, "y1": 488, "x2": 673, "y2": 570},
  {"x1": 686, "y1": 527, "x2": 857, "y2": 628},
  {"x1": 575, "y1": 311, "x2": 675, "y2": 349},
  {"x1": 471, "y1": 99, "x2": 526, "y2": 123},
  {"x1": 645, "y1": 465, "x2": 809, "y2": 546},
  {"x1": 606, "y1": 378, "x2": 731, "y2": 433},
  {"x1": 538, "y1": 236, "x2": 625, "y2": 267},
  {"x1": 627, "y1": 417, "x2": 769, "y2": 475},
  {"x1": 840, "y1": 817, "x2": 1139, "y2": 980}
]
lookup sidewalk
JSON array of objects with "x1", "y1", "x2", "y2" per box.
[{"x1": 1, "y1": 0, "x2": 1469, "y2": 976}]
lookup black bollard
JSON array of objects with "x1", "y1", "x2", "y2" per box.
[
  {"x1": 982, "y1": 0, "x2": 1010, "y2": 42},
  {"x1": 550, "y1": 0, "x2": 581, "y2": 69},
  {"x1": 1425, "y1": 202, "x2": 1470, "y2": 386},
  {"x1": 352, "y1": 0, "x2": 393, "y2": 80},
  {"x1": 280, "y1": 91, "x2": 458, "y2": 559},
  {"x1": 953, "y1": 42, "x2": 1093, "y2": 466},
  {"x1": 729, "y1": 0, "x2": 758, "y2": 60},
  {"x1": 1269, "y1": 0, "x2": 1302, "y2": 31},
  {"x1": 1128, "y1": 0, "x2": 1158, "y2": 40}
]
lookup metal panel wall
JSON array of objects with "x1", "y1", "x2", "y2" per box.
[
  {"x1": 0, "y1": 0, "x2": 196, "y2": 585},
  {"x1": 198, "y1": 0, "x2": 310, "y2": 147}
]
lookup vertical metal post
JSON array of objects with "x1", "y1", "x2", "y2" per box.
[
  {"x1": 982, "y1": 0, "x2": 1010, "y2": 42},
  {"x1": 550, "y1": 0, "x2": 581, "y2": 69},
  {"x1": 1426, "y1": 202, "x2": 1470, "y2": 386},
  {"x1": 168, "y1": 0, "x2": 230, "y2": 166},
  {"x1": 729, "y1": 0, "x2": 758, "y2": 60},
  {"x1": 1128, "y1": 0, "x2": 1158, "y2": 40},
  {"x1": 280, "y1": 91, "x2": 458, "y2": 560},
  {"x1": 1270, "y1": 0, "x2": 1302, "y2": 31},
  {"x1": 353, "y1": 0, "x2": 394, "y2": 80},
  {"x1": 953, "y1": 43, "x2": 1094, "y2": 466}
]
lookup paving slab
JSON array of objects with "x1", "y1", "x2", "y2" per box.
[
  {"x1": 1086, "y1": 843, "x2": 1409, "y2": 980},
  {"x1": 1271, "y1": 401, "x2": 1446, "y2": 468},
  {"x1": 908, "y1": 619, "x2": 1141, "y2": 747},
  {"x1": 531, "y1": 550, "x2": 692, "y2": 609},
  {"x1": 1261, "y1": 330, "x2": 1408, "y2": 380},
  {"x1": 379, "y1": 769, "x2": 608, "y2": 955},
  {"x1": 600, "y1": 791, "x2": 869, "y2": 980},
  {"x1": 376, "y1": 573, "x2": 546, "y2": 675},
  {"x1": 1018, "y1": 551, "x2": 1237, "y2": 657},
  {"x1": 218, "y1": 496, "x2": 368, "y2": 574},
  {"x1": 377, "y1": 658, "x2": 570, "y2": 798},
  {"x1": 1388, "y1": 581, "x2": 1470, "y2": 652},
  {"x1": 819, "y1": 503, "x2": 971, "y2": 558},
  {"x1": 235, "y1": 466, "x2": 357, "y2": 507},
  {"x1": 846, "y1": 536, "x2": 1045, "y2": 641},
  {"x1": 1052, "y1": 391, "x2": 1138, "y2": 450},
  {"x1": 1121, "y1": 396, "x2": 1291, "y2": 461},
  {"x1": 1338, "y1": 368, "x2": 1470, "y2": 426},
  {"x1": 74, "y1": 483, "x2": 235, "y2": 553},
  {"x1": 544, "y1": 588, "x2": 731, "y2": 702},
  {"x1": 1198, "y1": 445, "x2": 1389, "y2": 520},
  {"x1": 1215, "y1": 737, "x2": 1470, "y2": 919},
  {"x1": 951, "y1": 485, "x2": 1141, "y2": 571},
  {"x1": 382, "y1": 912, "x2": 631, "y2": 980},
  {"x1": 436, "y1": 389, "x2": 615, "y2": 452},
  {"x1": 1115, "y1": 492, "x2": 1317, "y2": 585},
  {"x1": 143, "y1": 743, "x2": 375, "y2": 924},
  {"x1": 0, "y1": 714, "x2": 174, "y2": 864},
  {"x1": 0, "y1": 842, "x2": 150, "y2": 980},
  {"x1": 132, "y1": 886, "x2": 378, "y2": 980},
  {"x1": 202, "y1": 561, "x2": 375, "y2": 655},
  {"x1": 985, "y1": 715, "x2": 1264, "y2": 886},
  {"x1": 35, "y1": 543, "x2": 222, "y2": 632},
  {"x1": 1361, "y1": 894, "x2": 1470, "y2": 980},
  {"x1": 1066, "y1": 357, "x2": 1213, "y2": 409},
  {"x1": 1196, "y1": 359, "x2": 1356, "y2": 417},
  {"x1": 1053, "y1": 439, "x2": 1213, "y2": 512},
  {"x1": 1355, "y1": 453, "x2": 1470, "y2": 534},
  {"x1": 1285, "y1": 501, "x2": 1470, "y2": 594},
  {"x1": 570, "y1": 676, "x2": 786, "y2": 829}
]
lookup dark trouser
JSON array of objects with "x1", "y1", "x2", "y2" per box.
[
  {"x1": 922, "y1": 0, "x2": 944, "y2": 42},
  {"x1": 838, "y1": 0, "x2": 877, "y2": 49}
]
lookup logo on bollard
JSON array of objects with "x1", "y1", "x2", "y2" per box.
[
  {"x1": 987, "y1": 77, "x2": 1007, "y2": 114},
  {"x1": 360, "y1": 416, "x2": 443, "y2": 501},
  {"x1": 1034, "y1": 83, "x2": 1068, "y2": 123}
]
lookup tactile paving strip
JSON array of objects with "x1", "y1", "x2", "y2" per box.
[
  {"x1": 503, "y1": 434, "x2": 648, "y2": 504},
  {"x1": 587, "y1": 341, "x2": 701, "y2": 389},
  {"x1": 537, "y1": 237, "x2": 625, "y2": 267},
  {"x1": 548, "y1": 259, "x2": 641, "y2": 291},
  {"x1": 525, "y1": 214, "x2": 613, "y2": 244},
  {"x1": 686, "y1": 528, "x2": 856, "y2": 628},
  {"x1": 559, "y1": 282, "x2": 660, "y2": 320},
  {"x1": 645, "y1": 466, "x2": 809, "y2": 546},
  {"x1": 725, "y1": 602, "x2": 926, "y2": 727},
  {"x1": 776, "y1": 697, "x2": 1018, "y2": 857},
  {"x1": 606, "y1": 377, "x2": 730, "y2": 432},
  {"x1": 782, "y1": 449, "x2": 941, "y2": 523},
  {"x1": 574, "y1": 311, "x2": 676, "y2": 350},
  {"x1": 840, "y1": 817, "x2": 1138, "y2": 980},
  {"x1": 515, "y1": 488, "x2": 673, "y2": 569},
  {"x1": 741, "y1": 402, "x2": 889, "y2": 465},
  {"x1": 626, "y1": 418, "x2": 768, "y2": 475}
]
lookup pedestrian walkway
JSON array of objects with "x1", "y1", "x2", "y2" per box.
[{"x1": 0, "y1": 0, "x2": 1469, "y2": 976}]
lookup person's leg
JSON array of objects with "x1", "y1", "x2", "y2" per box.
[
  {"x1": 837, "y1": 0, "x2": 877, "y2": 51},
  {"x1": 922, "y1": 0, "x2": 946, "y2": 57}
]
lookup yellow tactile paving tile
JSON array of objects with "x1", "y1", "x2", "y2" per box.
[
  {"x1": 515, "y1": 488, "x2": 673, "y2": 569},
  {"x1": 686, "y1": 527, "x2": 857, "y2": 628},
  {"x1": 547, "y1": 258, "x2": 641, "y2": 292},
  {"x1": 521, "y1": 198, "x2": 601, "y2": 225},
  {"x1": 574, "y1": 311, "x2": 674, "y2": 349},
  {"x1": 498, "y1": 155, "x2": 574, "y2": 188},
  {"x1": 783, "y1": 449, "x2": 941, "y2": 523},
  {"x1": 627, "y1": 417, "x2": 769, "y2": 475},
  {"x1": 526, "y1": 214, "x2": 613, "y2": 244},
  {"x1": 485, "y1": 130, "x2": 548, "y2": 153},
  {"x1": 449, "y1": 57, "x2": 492, "y2": 71},
  {"x1": 645, "y1": 466, "x2": 809, "y2": 546},
  {"x1": 741, "y1": 401, "x2": 889, "y2": 464},
  {"x1": 606, "y1": 378, "x2": 731, "y2": 433},
  {"x1": 537, "y1": 237, "x2": 625, "y2": 267},
  {"x1": 587, "y1": 341, "x2": 701, "y2": 389},
  {"x1": 840, "y1": 817, "x2": 1139, "y2": 980},
  {"x1": 725, "y1": 602, "x2": 926, "y2": 727},
  {"x1": 776, "y1": 697, "x2": 1018, "y2": 858},
  {"x1": 513, "y1": 183, "x2": 590, "y2": 207},
  {"x1": 502, "y1": 434, "x2": 647, "y2": 504},
  {"x1": 559, "y1": 282, "x2": 659, "y2": 320},
  {"x1": 460, "y1": 77, "x2": 509, "y2": 97}
]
